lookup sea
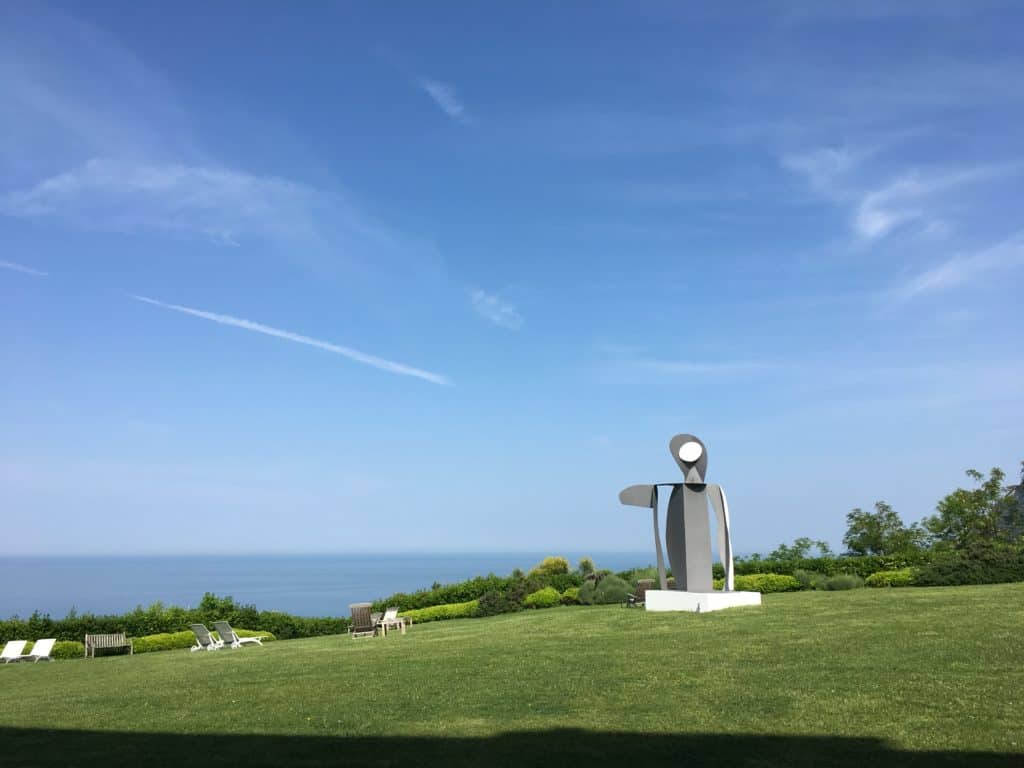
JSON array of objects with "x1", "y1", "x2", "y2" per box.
[{"x1": 0, "y1": 552, "x2": 653, "y2": 619}]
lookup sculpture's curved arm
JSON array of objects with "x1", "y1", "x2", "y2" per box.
[
  {"x1": 708, "y1": 483, "x2": 735, "y2": 591},
  {"x1": 619, "y1": 484, "x2": 668, "y2": 591}
]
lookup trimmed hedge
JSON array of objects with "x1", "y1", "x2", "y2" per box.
[
  {"x1": 713, "y1": 574, "x2": 801, "y2": 593},
  {"x1": 0, "y1": 593, "x2": 345, "y2": 643},
  {"x1": 734, "y1": 552, "x2": 931, "y2": 579},
  {"x1": 16, "y1": 629, "x2": 278, "y2": 658},
  {"x1": 523, "y1": 587, "x2": 561, "y2": 609},
  {"x1": 400, "y1": 600, "x2": 479, "y2": 624},
  {"x1": 865, "y1": 568, "x2": 916, "y2": 588}
]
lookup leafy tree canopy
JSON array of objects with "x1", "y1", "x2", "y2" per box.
[
  {"x1": 843, "y1": 501, "x2": 926, "y2": 556},
  {"x1": 924, "y1": 466, "x2": 1023, "y2": 550}
]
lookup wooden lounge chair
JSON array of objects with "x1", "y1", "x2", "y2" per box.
[
  {"x1": 25, "y1": 638, "x2": 56, "y2": 662},
  {"x1": 190, "y1": 624, "x2": 224, "y2": 652},
  {"x1": 213, "y1": 621, "x2": 266, "y2": 649},
  {"x1": 349, "y1": 603, "x2": 378, "y2": 638},
  {"x1": 1, "y1": 640, "x2": 28, "y2": 663}
]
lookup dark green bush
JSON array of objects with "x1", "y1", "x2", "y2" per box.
[
  {"x1": 399, "y1": 600, "x2": 479, "y2": 624},
  {"x1": 825, "y1": 574, "x2": 864, "y2": 591},
  {"x1": 577, "y1": 581, "x2": 597, "y2": 605},
  {"x1": 593, "y1": 575, "x2": 630, "y2": 604},
  {"x1": 793, "y1": 569, "x2": 828, "y2": 591},
  {"x1": 523, "y1": 587, "x2": 561, "y2": 609},
  {"x1": 865, "y1": 568, "x2": 916, "y2": 588},
  {"x1": 913, "y1": 543, "x2": 1024, "y2": 587},
  {"x1": 374, "y1": 574, "x2": 512, "y2": 612}
]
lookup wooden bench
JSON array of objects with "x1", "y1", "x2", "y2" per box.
[{"x1": 84, "y1": 633, "x2": 133, "y2": 658}]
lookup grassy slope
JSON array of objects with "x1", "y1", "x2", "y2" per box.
[{"x1": 2, "y1": 584, "x2": 1022, "y2": 767}]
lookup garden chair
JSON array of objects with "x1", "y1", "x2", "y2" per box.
[
  {"x1": 213, "y1": 621, "x2": 266, "y2": 649},
  {"x1": 1, "y1": 640, "x2": 28, "y2": 663},
  {"x1": 189, "y1": 624, "x2": 224, "y2": 652},
  {"x1": 349, "y1": 603, "x2": 378, "y2": 638},
  {"x1": 376, "y1": 607, "x2": 406, "y2": 636},
  {"x1": 624, "y1": 579, "x2": 655, "y2": 608},
  {"x1": 26, "y1": 638, "x2": 56, "y2": 662}
]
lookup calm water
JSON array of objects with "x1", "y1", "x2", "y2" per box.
[{"x1": 0, "y1": 552, "x2": 652, "y2": 618}]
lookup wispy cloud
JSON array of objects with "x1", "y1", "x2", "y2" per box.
[
  {"x1": 782, "y1": 146, "x2": 863, "y2": 197},
  {"x1": 633, "y1": 358, "x2": 772, "y2": 375},
  {"x1": 0, "y1": 259, "x2": 48, "y2": 277},
  {"x1": 133, "y1": 295, "x2": 450, "y2": 385},
  {"x1": 470, "y1": 289, "x2": 523, "y2": 330},
  {"x1": 418, "y1": 78, "x2": 469, "y2": 123},
  {"x1": 1, "y1": 158, "x2": 340, "y2": 246},
  {"x1": 892, "y1": 231, "x2": 1024, "y2": 301},
  {"x1": 853, "y1": 167, "x2": 1000, "y2": 241}
]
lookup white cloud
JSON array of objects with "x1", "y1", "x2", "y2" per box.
[
  {"x1": 470, "y1": 289, "x2": 523, "y2": 330},
  {"x1": 854, "y1": 166, "x2": 1003, "y2": 241},
  {"x1": 634, "y1": 358, "x2": 771, "y2": 375},
  {"x1": 418, "y1": 78, "x2": 469, "y2": 122},
  {"x1": 0, "y1": 157, "x2": 400, "y2": 260},
  {"x1": 0, "y1": 259, "x2": 48, "y2": 277},
  {"x1": 133, "y1": 295, "x2": 451, "y2": 386},
  {"x1": 782, "y1": 147, "x2": 860, "y2": 196},
  {"x1": 893, "y1": 231, "x2": 1024, "y2": 301}
]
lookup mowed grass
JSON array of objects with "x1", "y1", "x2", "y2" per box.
[{"x1": 2, "y1": 584, "x2": 1022, "y2": 767}]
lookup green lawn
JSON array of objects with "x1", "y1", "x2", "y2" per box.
[{"x1": 3, "y1": 584, "x2": 1022, "y2": 767}]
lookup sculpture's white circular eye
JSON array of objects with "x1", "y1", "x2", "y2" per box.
[{"x1": 678, "y1": 441, "x2": 703, "y2": 462}]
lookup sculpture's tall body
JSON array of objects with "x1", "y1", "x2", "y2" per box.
[{"x1": 619, "y1": 434, "x2": 735, "y2": 593}]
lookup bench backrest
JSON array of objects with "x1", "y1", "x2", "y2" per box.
[{"x1": 85, "y1": 633, "x2": 128, "y2": 648}]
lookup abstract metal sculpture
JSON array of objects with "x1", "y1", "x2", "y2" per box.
[{"x1": 619, "y1": 434, "x2": 735, "y2": 594}]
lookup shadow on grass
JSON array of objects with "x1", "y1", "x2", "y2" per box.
[{"x1": 2, "y1": 727, "x2": 1018, "y2": 768}]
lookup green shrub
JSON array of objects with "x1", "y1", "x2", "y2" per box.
[
  {"x1": 913, "y1": 543, "x2": 1024, "y2": 587},
  {"x1": 476, "y1": 590, "x2": 515, "y2": 617},
  {"x1": 825, "y1": 574, "x2": 864, "y2": 591},
  {"x1": 712, "y1": 574, "x2": 801, "y2": 593},
  {"x1": 577, "y1": 581, "x2": 597, "y2": 605},
  {"x1": 561, "y1": 587, "x2": 580, "y2": 605},
  {"x1": 865, "y1": 568, "x2": 916, "y2": 588},
  {"x1": 529, "y1": 556, "x2": 570, "y2": 577},
  {"x1": 52, "y1": 640, "x2": 84, "y2": 659},
  {"x1": 593, "y1": 575, "x2": 630, "y2": 604},
  {"x1": 523, "y1": 587, "x2": 561, "y2": 609},
  {"x1": 793, "y1": 569, "x2": 828, "y2": 591},
  {"x1": 399, "y1": 600, "x2": 479, "y2": 624},
  {"x1": 132, "y1": 631, "x2": 195, "y2": 654},
  {"x1": 734, "y1": 552, "x2": 932, "y2": 579}
]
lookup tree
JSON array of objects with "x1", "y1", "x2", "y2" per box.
[
  {"x1": 843, "y1": 501, "x2": 926, "y2": 556},
  {"x1": 924, "y1": 466, "x2": 1022, "y2": 550},
  {"x1": 528, "y1": 556, "x2": 569, "y2": 577},
  {"x1": 768, "y1": 537, "x2": 832, "y2": 561}
]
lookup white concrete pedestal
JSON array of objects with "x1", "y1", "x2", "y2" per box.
[{"x1": 645, "y1": 589, "x2": 762, "y2": 613}]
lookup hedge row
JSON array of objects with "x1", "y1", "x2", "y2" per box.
[
  {"x1": 713, "y1": 574, "x2": 802, "y2": 593},
  {"x1": 374, "y1": 572, "x2": 583, "y2": 613},
  {"x1": 733, "y1": 552, "x2": 932, "y2": 578},
  {"x1": 865, "y1": 568, "x2": 916, "y2": 587},
  {"x1": 400, "y1": 600, "x2": 480, "y2": 624},
  {"x1": 1, "y1": 593, "x2": 345, "y2": 644}
]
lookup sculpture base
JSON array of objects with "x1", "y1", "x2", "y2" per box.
[{"x1": 645, "y1": 589, "x2": 762, "y2": 613}]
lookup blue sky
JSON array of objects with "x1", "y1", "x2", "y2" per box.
[{"x1": 2, "y1": 2, "x2": 1022, "y2": 556}]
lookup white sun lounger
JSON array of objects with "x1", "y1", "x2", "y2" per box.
[
  {"x1": 212, "y1": 621, "x2": 266, "y2": 649},
  {"x1": 25, "y1": 639, "x2": 56, "y2": 662},
  {"x1": 190, "y1": 624, "x2": 223, "y2": 652},
  {"x1": 1, "y1": 640, "x2": 28, "y2": 663}
]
